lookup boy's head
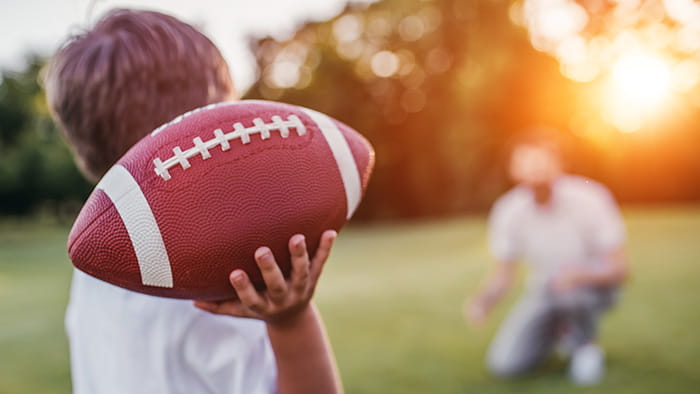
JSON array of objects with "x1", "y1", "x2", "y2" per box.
[
  {"x1": 45, "y1": 9, "x2": 235, "y2": 182},
  {"x1": 508, "y1": 127, "x2": 566, "y2": 188}
]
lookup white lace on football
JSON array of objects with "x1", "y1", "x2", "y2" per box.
[{"x1": 153, "y1": 115, "x2": 307, "y2": 180}]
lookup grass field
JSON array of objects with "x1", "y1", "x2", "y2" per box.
[{"x1": 1, "y1": 206, "x2": 699, "y2": 394}]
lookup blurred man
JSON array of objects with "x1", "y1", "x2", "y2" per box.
[{"x1": 465, "y1": 127, "x2": 628, "y2": 385}]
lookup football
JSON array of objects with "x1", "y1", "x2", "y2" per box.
[{"x1": 67, "y1": 100, "x2": 374, "y2": 300}]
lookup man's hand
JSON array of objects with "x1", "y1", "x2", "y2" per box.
[
  {"x1": 194, "y1": 230, "x2": 337, "y2": 326},
  {"x1": 551, "y1": 265, "x2": 585, "y2": 293},
  {"x1": 464, "y1": 297, "x2": 489, "y2": 327},
  {"x1": 552, "y1": 250, "x2": 629, "y2": 293},
  {"x1": 464, "y1": 260, "x2": 517, "y2": 327}
]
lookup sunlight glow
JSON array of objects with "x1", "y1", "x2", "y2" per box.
[
  {"x1": 610, "y1": 52, "x2": 672, "y2": 107},
  {"x1": 604, "y1": 52, "x2": 673, "y2": 132},
  {"x1": 371, "y1": 51, "x2": 400, "y2": 78}
]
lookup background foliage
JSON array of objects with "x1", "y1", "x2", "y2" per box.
[
  {"x1": 244, "y1": 0, "x2": 700, "y2": 220},
  {"x1": 1, "y1": 0, "x2": 699, "y2": 219},
  {"x1": 0, "y1": 56, "x2": 91, "y2": 217}
]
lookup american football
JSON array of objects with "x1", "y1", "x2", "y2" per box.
[{"x1": 67, "y1": 100, "x2": 374, "y2": 300}]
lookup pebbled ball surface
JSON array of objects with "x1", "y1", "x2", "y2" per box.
[{"x1": 68, "y1": 100, "x2": 374, "y2": 300}]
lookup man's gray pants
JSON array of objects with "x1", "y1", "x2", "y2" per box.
[{"x1": 486, "y1": 286, "x2": 617, "y2": 377}]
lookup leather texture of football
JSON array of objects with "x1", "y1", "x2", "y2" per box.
[{"x1": 67, "y1": 100, "x2": 374, "y2": 300}]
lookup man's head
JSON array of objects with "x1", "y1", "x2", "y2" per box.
[
  {"x1": 45, "y1": 9, "x2": 235, "y2": 182},
  {"x1": 508, "y1": 127, "x2": 566, "y2": 189}
]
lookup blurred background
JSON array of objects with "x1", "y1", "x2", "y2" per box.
[{"x1": 1, "y1": 0, "x2": 699, "y2": 393}]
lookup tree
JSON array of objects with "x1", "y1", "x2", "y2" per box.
[
  {"x1": 245, "y1": 0, "x2": 578, "y2": 219},
  {"x1": 245, "y1": 0, "x2": 700, "y2": 220},
  {"x1": 0, "y1": 56, "x2": 91, "y2": 217}
]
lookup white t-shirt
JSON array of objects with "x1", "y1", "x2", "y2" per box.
[
  {"x1": 488, "y1": 175, "x2": 626, "y2": 290},
  {"x1": 66, "y1": 270, "x2": 277, "y2": 394}
]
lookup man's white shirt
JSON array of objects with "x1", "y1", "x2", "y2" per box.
[{"x1": 488, "y1": 175, "x2": 626, "y2": 290}]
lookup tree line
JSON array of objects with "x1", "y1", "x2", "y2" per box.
[{"x1": 1, "y1": 0, "x2": 699, "y2": 220}]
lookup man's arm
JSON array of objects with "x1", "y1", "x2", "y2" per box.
[
  {"x1": 195, "y1": 231, "x2": 342, "y2": 394},
  {"x1": 465, "y1": 260, "x2": 518, "y2": 325},
  {"x1": 552, "y1": 247, "x2": 628, "y2": 292},
  {"x1": 551, "y1": 183, "x2": 629, "y2": 292}
]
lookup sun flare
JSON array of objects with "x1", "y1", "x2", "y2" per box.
[
  {"x1": 610, "y1": 53, "x2": 672, "y2": 107},
  {"x1": 604, "y1": 52, "x2": 673, "y2": 132}
]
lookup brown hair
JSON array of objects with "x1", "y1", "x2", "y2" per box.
[{"x1": 45, "y1": 9, "x2": 235, "y2": 182}]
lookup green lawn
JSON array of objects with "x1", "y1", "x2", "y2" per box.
[{"x1": 1, "y1": 207, "x2": 699, "y2": 394}]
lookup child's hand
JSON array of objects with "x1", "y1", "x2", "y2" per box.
[{"x1": 194, "y1": 230, "x2": 337, "y2": 326}]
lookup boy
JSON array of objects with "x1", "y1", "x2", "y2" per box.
[
  {"x1": 45, "y1": 9, "x2": 341, "y2": 394},
  {"x1": 465, "y1": 128, "x2": 628, "y2": 385}
]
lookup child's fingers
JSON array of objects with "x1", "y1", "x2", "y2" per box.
[
  {"x1": 309, "y1": 230, "x2": 337, "y2": 284},
  {"x1": 229, "y1": 270, "x2": 267, "y2": 313},
  {"x1": 289, "y1": 234, "x2": 310, "y2": 293},
  {"x1": 254, "y1": 247, "x2": 287, "y2": 302}
]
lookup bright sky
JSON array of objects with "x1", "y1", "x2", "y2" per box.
[{"x1": 0, "y1": 0, "x2": 365, "y2": 92}]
